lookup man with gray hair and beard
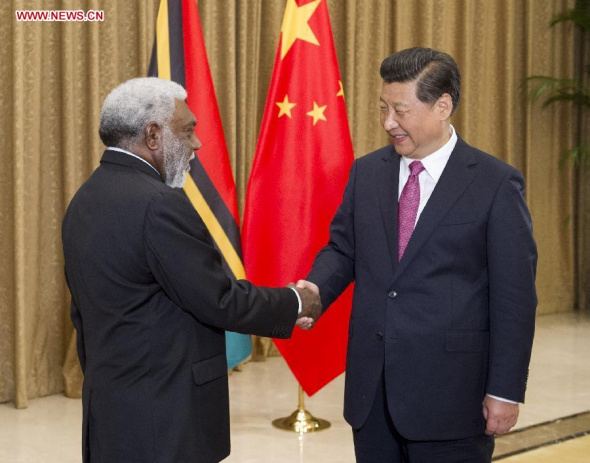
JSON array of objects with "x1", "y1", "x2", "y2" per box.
[{"x1": 62, "y1": 77, "x2": 321, "y2": 463}]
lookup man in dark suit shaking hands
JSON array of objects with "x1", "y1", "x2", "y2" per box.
[
  {"x1": 62, "y1": 77, "x2": 321, "y2": 463},
  {"x1": 296, "y1": 48, "x2": 537, "y2": 462}
]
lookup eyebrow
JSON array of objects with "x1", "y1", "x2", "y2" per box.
[{"x1": 379, "y1": 97, "x2": 409, "y2": 109}]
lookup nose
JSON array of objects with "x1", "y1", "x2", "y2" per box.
[
  {"x1": 382, "y1": 112, "x2": 400, "y2": 131},
  {"x1": 193, "y1": 135, "x2": 202, "y2": 151}
]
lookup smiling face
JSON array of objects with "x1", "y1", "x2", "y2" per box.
[{"x1": 379, "y1": 80, "x2": 452, "y2": 160}]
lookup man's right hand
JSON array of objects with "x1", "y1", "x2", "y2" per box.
[{"x1": 289, "y1": 280, "x2": 321, "y2": 330}]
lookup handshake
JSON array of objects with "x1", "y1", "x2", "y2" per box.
[{"x1": 288, "y1": 280, "x2": 321, "y2": 331}]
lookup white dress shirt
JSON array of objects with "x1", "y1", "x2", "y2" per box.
[{"x1": 398, "y1": 125, "x2": 457, "y2": 225}]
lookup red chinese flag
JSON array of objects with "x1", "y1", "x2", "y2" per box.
[{"x1": 242, "y1": 0, "x2": 354, "y2": 396}]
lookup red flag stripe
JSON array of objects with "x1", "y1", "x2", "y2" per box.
[{"x1": 182, "y1": 0, "x2": 240, "y2": 226}]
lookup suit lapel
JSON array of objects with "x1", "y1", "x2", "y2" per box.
[
  {"x1": 392, "y1": 138, "x2": 478, "y2": 283},
  {"x1": 376, "y1": 146, "x2": 401, "y2": 277}
]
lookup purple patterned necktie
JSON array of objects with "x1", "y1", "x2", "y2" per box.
[{"x1": 398, "y1": 160, "x2": 425, "y2": 260}]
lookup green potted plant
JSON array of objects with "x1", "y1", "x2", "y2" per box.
[
  {"x1": 527, "y1": 0, "x2": 589, "y2": 311},
  {"x1": 527, "y1": 0, "x2": 589, "y2": 166}
]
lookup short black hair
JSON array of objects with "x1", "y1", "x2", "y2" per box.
[{"x1": 380, "y1": 47, "x2": 461, "y2": 115}]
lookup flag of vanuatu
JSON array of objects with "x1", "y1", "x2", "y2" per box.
[{"x1": 148, "y1": 0, "x2": 251, "y2": 369}]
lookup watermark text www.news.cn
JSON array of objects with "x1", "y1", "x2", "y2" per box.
[{"x1": 15, "y1": 10, "x2": 104, "y2": 22}]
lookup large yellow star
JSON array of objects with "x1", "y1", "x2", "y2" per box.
[
  {"x1": 280, "y1": 0, "x2": 321, "y2": 60},
  {"x1": 276, "y1": 95, "x2": 297, "y2": 118},
  {"x1": 306, "y1": 101, "x2": 327, "y2": 125}
]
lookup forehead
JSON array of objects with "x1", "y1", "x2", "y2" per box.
[
  {"x1": 171, "y1": 99, "x2": 196, "y2": 126},
  {"x1": 380, "y1": 80, "x2": 419, "y2": 106}
]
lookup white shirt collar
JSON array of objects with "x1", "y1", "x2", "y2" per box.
[
  {"x1": 400, "y1": 125, "x2": 458, "y2": 182},
  {"x1": 107, "y1": 146, "x2": 160, "y2": 176}
]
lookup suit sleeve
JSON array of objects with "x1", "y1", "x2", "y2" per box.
[
  {"x1": 307, "y1": 161, "x2": 357, "y2": 310},
  {"x1": 486, "y1": 170, "x2": 538, "y2": 402},
  {"x1": 70, "y1": 299, "x2": 86, "y2": 373},
  {"x1": 64, "y1": 268, "x2": 86, "y2": 373},
  {"x1": 144, "y1": 190, "x2": 298, "y2": 339}
]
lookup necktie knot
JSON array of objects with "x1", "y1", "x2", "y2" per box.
[{"x1": 409, "y1": 160, "x2": 425, "y2": 177}]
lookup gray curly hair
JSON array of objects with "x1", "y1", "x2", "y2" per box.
[{"x1": 99, "y1": 77, "x2": 187, "y2": 148}]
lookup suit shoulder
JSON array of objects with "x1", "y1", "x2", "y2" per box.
[
  {"x1": 355, "y1": 145, "x2": 396, "y2": 167},
  {"x1": 145, "y1": 182, "x2": 200, "y2": 223},
  {"x1": 66, "y1": 164, "x2": 181, "y2": 219},
  {"x1": 459, "y1": 139, "x2": 523, "y2": 179},
  {"x1": 148, "y1": 185, "x2": 192, "y2": 211},
  {"x1": 106, "y1": 163, "x2": 174, "y2": 199}
]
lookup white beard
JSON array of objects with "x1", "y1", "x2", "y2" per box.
[{"x1": 162, "y1": 127, "x2": 192, "y2": 188}]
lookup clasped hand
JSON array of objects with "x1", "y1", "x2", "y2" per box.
[{"x1": 287, "y1": 280, "x2": 321, "y2": 330}]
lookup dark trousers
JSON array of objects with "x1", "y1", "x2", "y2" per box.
[{"x1": 352, "y1": 375, "x2": 494, "y2": 463}]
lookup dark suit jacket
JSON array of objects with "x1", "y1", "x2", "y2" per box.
[
  {"x1": 62, "y1": 150, "x2": 298, "y2": 463},
  {"x1": 307, "y1": 137, "x2": 537, "y2": 441}
]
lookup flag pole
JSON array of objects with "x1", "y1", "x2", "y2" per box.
[{"x1": 272, "y1": 385, "x2": 330, "y2": 433}]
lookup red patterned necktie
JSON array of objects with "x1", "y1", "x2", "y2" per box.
[{"x1": 398, "y1": 160, "x2": 425, "y2": 260}]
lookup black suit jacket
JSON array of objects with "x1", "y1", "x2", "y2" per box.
[
  {"x1": 307, "y1": 137, "x2": 537, "y2": 440},
  {"x1": 62, "y1": 150, "x2": 298, "y2": 463}
]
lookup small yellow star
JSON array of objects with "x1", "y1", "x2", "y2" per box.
[
  {"x1": 276, "y1": 95, "x2": 297, "y2": 118},
  {"x1": 306, "y1": 101, "x2": 327, "y2": 125},
  {"x1": 280, "y1": 0, "x2": 321, "y2": 60},
  {"x1": 337, "y1": 80, "x2": 345, "y2": 99}
]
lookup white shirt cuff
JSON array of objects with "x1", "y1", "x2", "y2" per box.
[
  {"x1": 290, "y1": 287, "x2": 302, "y2": 314},
  {"x1": 486, "y1": 394, "x2": 518, "y2": 404}
]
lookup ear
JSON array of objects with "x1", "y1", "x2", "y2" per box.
[
  {"x1": 436, "y1": 93, "x2": 453, "y2": 120},
  {"x1": 145, "y1": 122, "x2": 161, "y2": 151}
]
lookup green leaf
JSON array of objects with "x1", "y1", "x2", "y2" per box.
[
  {"x1": 525, "y1": 76, "x2": 590, "y2": 109},
  {"x1": 542, "y1": 91, "x2": 590, "y2": 109},
  {"x1": 550, "y1": 2, "x2": 590, "y2": 31},
  {"x1": 559, "y1": 145, "x2": 590, "y2": 168}
]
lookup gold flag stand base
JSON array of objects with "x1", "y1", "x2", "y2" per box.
[{"x1": 272, "y1": 386, "x2": 331, "y2": 433}]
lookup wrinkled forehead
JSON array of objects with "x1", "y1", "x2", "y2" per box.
[{"x1": 380, "y1": 80, "x2": 419, "y2": 106}]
